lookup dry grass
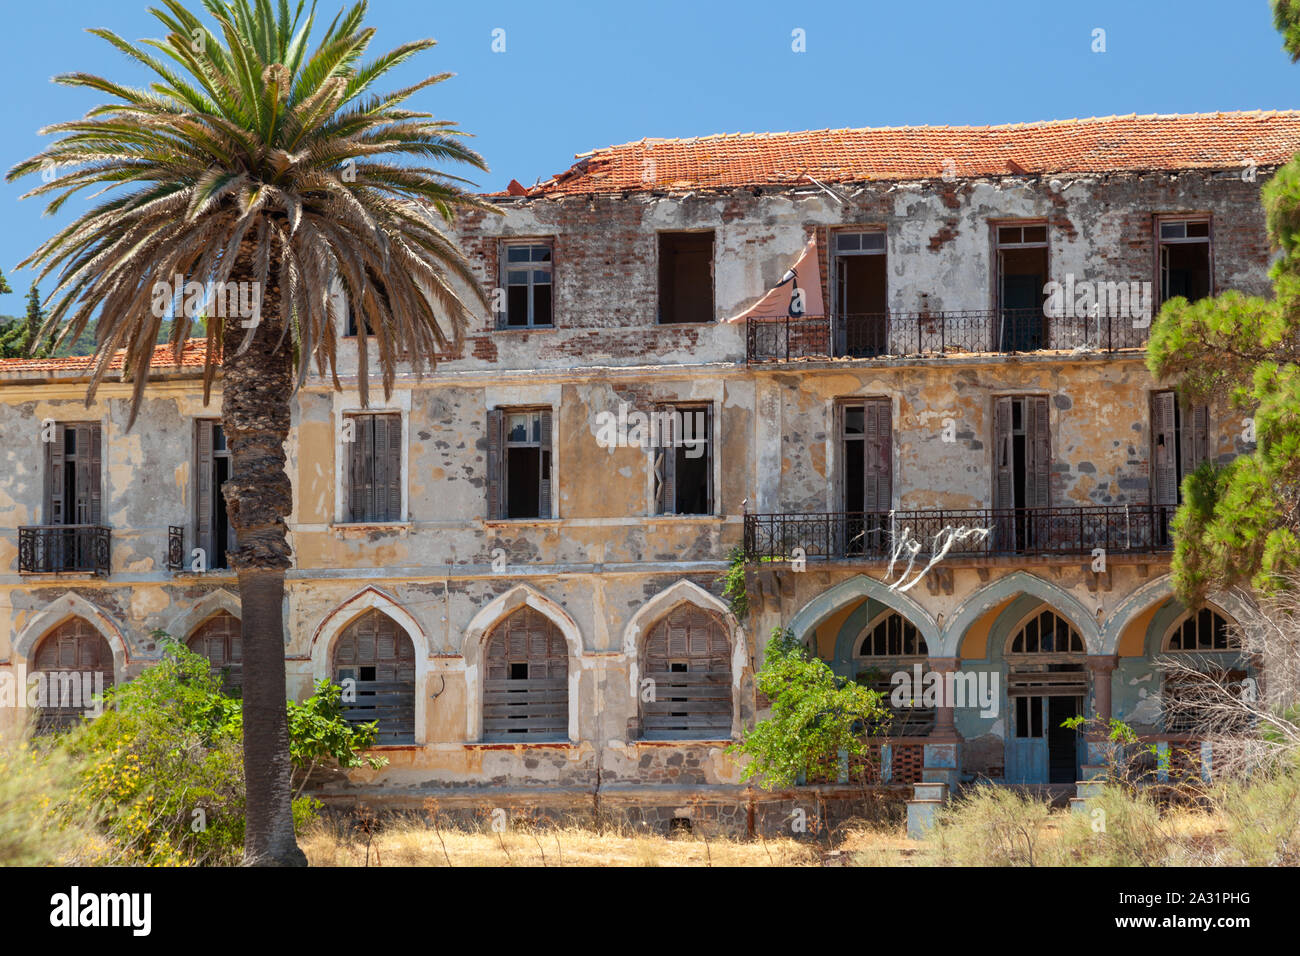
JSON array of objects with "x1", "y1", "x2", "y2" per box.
[{"x1": 301, "y1": 814, "x2": 826, "y2": 867}]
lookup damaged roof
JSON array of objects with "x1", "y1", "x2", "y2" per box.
[{"x1": 502, "y1": 111, "x2": 1300, "y2": 197}]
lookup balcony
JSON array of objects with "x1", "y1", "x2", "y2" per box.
[
  {"x1": 743, "y1": 506, "x2": 1176, "y2": 564},
  {"x1": 745, "y1": 310, "x2": 1151, "y2": 364},
  {"x1": 18, "y1": 525, "x2": 112, "y2": 575}
]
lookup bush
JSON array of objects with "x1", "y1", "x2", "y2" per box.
[
  {"x1": 729, "y1": 627, "x2": 891, "y2": 787},
  {"x1": 0, "y1": 721, "x2": 98, "y2": 865},
  {"x1": 52, "y1": 634, "x2": 385, "y2": 865},
  {"x1": 926, "y1": 785, "x2": 1053, "y2": 866}
]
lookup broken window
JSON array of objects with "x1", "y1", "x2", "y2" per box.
[
  {"x1": 346, "y1": 413, "x2": 403, "y2": 523},
  {"x1": 653, "y1": 403, "x2": 712, "y2": 516},
  {"x1": 186, "y1": 611, "x2": 242, "y2": 693},
  {"x1": 658, "y1": 231, "x2": 714, "y2": 324},
  {"x1": 195, "y1": 420, "x2": 235, "y2": 569},
  {"x1": 1165, "y1": 607, "x2": 1236, "y2": 652},
  {"x1": 640, "y1": 605, "x2": 732, "y2": 740},
  {"x1": 1158, "y1": 217, "x2": 1212, "y2": 305},
  {"x1": 833, "y1": 230, "x2": 888, "y2": 356},
  {"x1": 839, "y1": 398, "x2": 891, "y2": 556},
  {"x1": 996, "y1": 223, "x2": 1049, "y2": 351},
  {"x1": 992, "y1": 395, "x2": 1051, "y2": 551},
  {"x1": 332, "y1": 609, "x2": 416, "y2": 744},
  {"x1": 30, "y1": 618, "x2": 114, "y2": 733},
  {"x1": 853, "y1": 611, "x2": 934, "y2": 735},
  {"x1": 483, "y1": 606, "x2": 569, "y2": 741},
  {"x1": 486, "y1": 407, "x2": 553, "y2": 519},
  {"x1": 499, "y1": 241, "x2": 553, "y2": 328}
]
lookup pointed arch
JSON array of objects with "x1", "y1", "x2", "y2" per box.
[
  {"x1": 164, "y1": 588, "x2": 241, "y2": 642},
  {"x1": 622, "y1": 580, "x2": 748, "y2": 740},
  {"x1": 309, "y1": 587, "x2": 429, "y2": 744},
  {"x1": 463, "y1": 585, "x2": 583, "y2": 743},
  {"x1": 940, "y1": 570, "x2": 1100, "y2": 657},
  {"x1": 785, "y1": 574, "x2": 940, "y2": 651},
  {"x1": 13, "y1": 592, "x2": 129, "y2": 682},
  {"x1": 1099, "y1": 574, "x2": 1255, "y2": 656}
]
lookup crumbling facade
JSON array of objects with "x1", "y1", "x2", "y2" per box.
[{"x1": 1, "y1": 111, "x2": 1293, "y2": 825}]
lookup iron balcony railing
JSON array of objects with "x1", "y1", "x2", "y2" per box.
[
  {"x1": 745, "y1": 310, "x2": 1151, "y2": 364},
  {"x1": 168, "y1": 526, "x2": 185, "y2": 571},
  {"x1": 18, "y1": 525, "x2": 112, "y2": 575},
  {"x1": 743, "y1": 506, "x2": 1177, "y2": 563}
]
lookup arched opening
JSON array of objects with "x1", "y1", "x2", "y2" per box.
[
  {"x1": 1160, "y1": 606, "x2": 1246, "y2": 736},
  {"x1": 853, "y1": 610, "x2": 933, "y2": 737},
  {"x1": 1005, "y1": 605, "x2": 1086, "y2": 784},
  {"x1": 640, "y1": 604, "x2": 732, "y2": 741},
  {"x1": 482, "y1": 606, "x2": 569, "y2": 742},
  {"x1": 186, "y1": 612, "x2": 242, "y2": 694},
  {"x1": 332, "y1": 609, "x2": 415, "y2": 745},
  {"x1": 30, "y1": 618, "x2": 114, "y2": 732}
]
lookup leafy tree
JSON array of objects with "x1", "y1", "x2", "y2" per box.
[
  {"x1": 1147, "y1": 4, "x2": 1300, "y2": 604},
  {"x1": 728, "y1": 627, "x2": 891, "y2": 787},
  {"x1": 7, "y1": 0, "x2": 492, "y2": 864}
]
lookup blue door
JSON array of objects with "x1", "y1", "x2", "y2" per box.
[
  {"x1": 1006, "y1": 694, "x2": 1048, "y2": 784},
  {"x1": 1006, "y1": 694, "x2": 1082, "y2": 784}
]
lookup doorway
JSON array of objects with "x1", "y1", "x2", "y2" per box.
[{"x1": 833, "y1": 231, "x2": 888, "y2": 357}]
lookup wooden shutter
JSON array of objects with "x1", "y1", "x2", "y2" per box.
[
  {"x1": 538, "y1": 408, "x2": 553, "y2": 519},
  {"x1": 653, "y1": 404, "x2": 677, "y2": 515},
  {"x1": 67, "y1": 424, "x2": 102, "y2": 525},
  {"x1": 1025, "y1": 396, "x2": 1051, "y2": 509},
  {"x1": 369, "y1": 413, "x2": 402, "y2": 522},
  {"x1": 1181, "y1": 402, "x2": 1210, "y2": 482},
  {"x1": 641, "y1": 606, "x2": 732, "y2": 740},
  {"x1": 45, "y1": 423, "x2": 66, "y2": 526},
  {"x1": 483, "y1": 607, "x2": 569, "y2": 741},
  {"x1": 1151, "y1": 391, "x2": 1178, "y2": 506},
  {"x1": 196, "y1": 420, "x2": 214, "y2": 554},
  {"x1": 704, "y1": 404, "x2": 714, "y2": 514},
  {"x1": 864, "y1": 399, "x2": 892, "y2": 512},
  {"x1": 993, "y1": 397, "x2": 1014, "y2": 510},
  {"x1": 348, "y1": 414, "x2": 373, "y2": 522},
  {"x1": 486, "y1": 408, "x2": 504, "y2": 520}
]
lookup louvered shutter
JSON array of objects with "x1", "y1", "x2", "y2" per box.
[
  {"x1": 196, "y1": 420, "x2": 214, "y2": 554},
  {"x1": 1025, "y1": 396, "x2": 1051, "y2": 509},
  {"x1": 538, "y1": 408, "x2": 553, "y2": 519},
  {"x1": 993, "y1": 397, "x2": 1014, "y2": 510},
  {"x1": 486, "y1": 408, "x2": 504, "y2": 520},
  {"x1": 348, "y1": 415, "x2": 373, "y2": 521},
  {"x1": 1182, "y1": 402, "x2": 1210, "y2": 484},
  {"x1": 705, "y1": 404, "x2": 714, "y2": 514},
  {"x1": 45, "y1": 423, "x2": 66, "y2": 525},
  {"x1": 1151, "y1": 392, "x2": 1178, "y2": 506},
  {"x1": 865, "y1": 399, "x2": 892, "y2": 513}
]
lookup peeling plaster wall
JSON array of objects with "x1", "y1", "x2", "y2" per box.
[{"x1": 0, "y1": 166, "x2": 1274, "y2": 789}]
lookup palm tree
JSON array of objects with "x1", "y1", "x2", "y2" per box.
[{"x1": 8, "y1": 0, "x2": 493, "y2": 865}]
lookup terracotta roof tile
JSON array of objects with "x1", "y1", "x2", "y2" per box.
[
  {"x1": 504, "y1": 111, "x2": 1300, "y2": 197},
  {"x1": 0, "y1": 338, "x2": 212, "y2": 375}
]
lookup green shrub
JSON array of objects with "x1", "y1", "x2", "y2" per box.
[
  {"x1": 729, "y1": 627, "x2": 890, "y2": 787},
  {"x1": 0, "y1": 722, "x2": 98, "y2": 865},
  {"x1": 53, "y1": 634, "x2": 384, "y2": 865}
]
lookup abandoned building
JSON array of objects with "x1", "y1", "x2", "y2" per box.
[{"x1": 1, "y1": 110, "x2": 1294, "y2": 828}]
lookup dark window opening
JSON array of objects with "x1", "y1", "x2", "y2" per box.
[
  {"x1": 509, "y1": 662, "x2": 529, "y2": 680},
  {"x1": 996, "y1": 224, "x2": 1049, "y2": 352},
  {"x1": 993, "y1": 395, "x2": 1051, "y2": 551},
  {"x1": 840, "y1": 399, "x2": 891, "y2": 556},
  {"x1": 1159, "y1": 219, "x2": 1212, "y2": 305},
  {"x1": 196, "y1": 421, "x2": 234, "y2": 569},
  {"x1": 501, "y1": 242, "x2": 553, "y2": 328},
  {"x1": 487, "y1": 408, "x2": 553, "y2": 520},
  {"x1": 654, "y1": 405, "x2": 712, "y2": 515},
  {"x1": 658, "y1": 232, "x2": 714, "y2": 324}
]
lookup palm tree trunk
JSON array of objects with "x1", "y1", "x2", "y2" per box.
[{"x1": 221, "y1": 285, "x2": 307, "y2": 867}]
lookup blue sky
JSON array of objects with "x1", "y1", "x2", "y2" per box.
[{"x1": 0, "y1": 0, "x2": 1295, "y2": 308}]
